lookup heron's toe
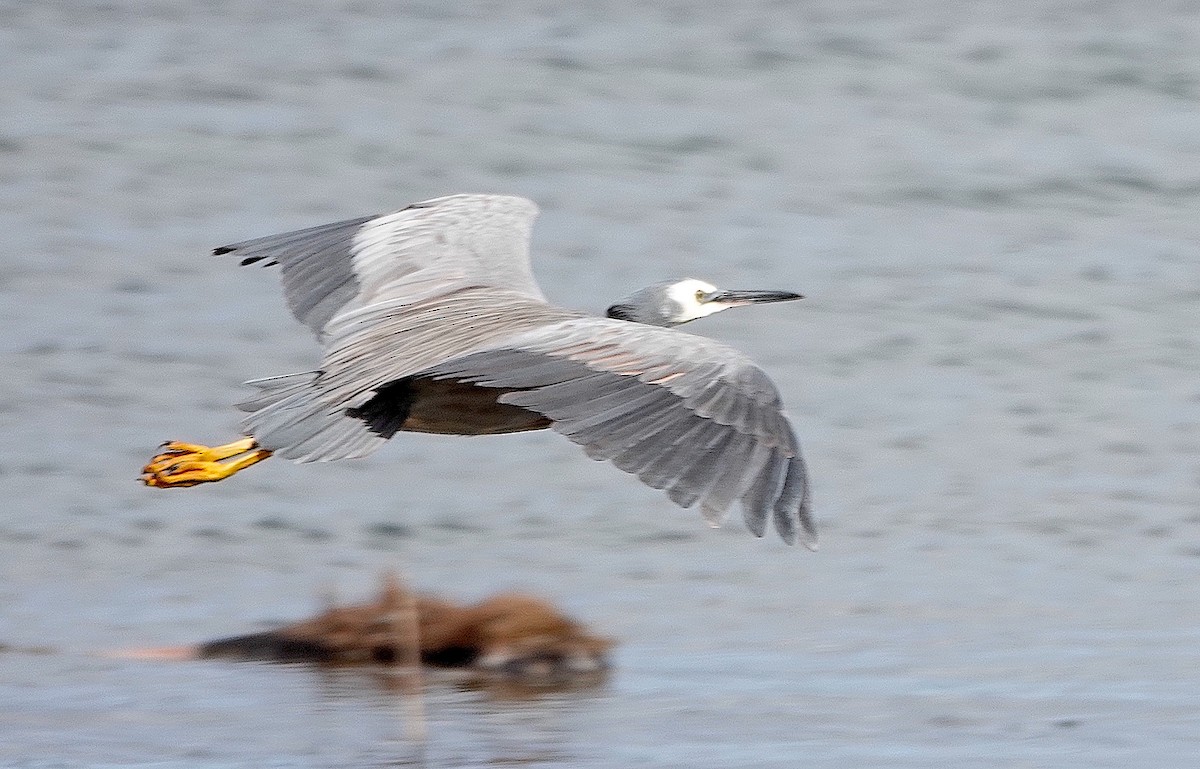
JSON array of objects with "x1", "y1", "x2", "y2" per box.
[
  {"x1": 143, "y1": 453, "x2": 192, "y2": 475},
  {"x1": 141, "y1": 458, "x2": 224, "y2": 487},
  {"x1": 157, "y1": 440, "x2": 212, "y2": 456}
]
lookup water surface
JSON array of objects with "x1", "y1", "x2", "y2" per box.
[{"x1": 2, "y1": 2, "x2": 1198, "y2": 766}]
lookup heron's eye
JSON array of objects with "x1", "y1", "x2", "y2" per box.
[{"x1": 694, "y1": 289, "x2": 706, "y2": 303}]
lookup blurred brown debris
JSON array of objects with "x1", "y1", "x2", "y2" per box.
[{"x1": 195, "y1": 572, "x2": 613, "y2": 685}]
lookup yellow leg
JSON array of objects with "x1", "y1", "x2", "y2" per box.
[{"x1": 140, "y1": 438, "x2": 273, "y2": 488}]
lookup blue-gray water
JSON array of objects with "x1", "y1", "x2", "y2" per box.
[{"x1": 2, "y1": 2, "x2": 1198, "y2": 767}]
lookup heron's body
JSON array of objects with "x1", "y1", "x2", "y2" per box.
[{"x1": 142, "y1": 194, "x2": 816, "y2": 547}]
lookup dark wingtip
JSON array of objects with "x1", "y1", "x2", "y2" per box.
[
  {"x1": 213, "y1": 245, "x2": 235, "y2": 256},
  {"x1": 798, "y1": 499, "x2": 818, "y2": 551},
  {"x1": 772, "y1": 455, "x2": 816, "y2": 549}
]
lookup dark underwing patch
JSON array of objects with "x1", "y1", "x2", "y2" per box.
[{"x1": 345, "y1": 379, "x2": 415, "y2": 438}]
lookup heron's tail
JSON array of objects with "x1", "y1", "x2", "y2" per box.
[
  {"x1": 237, "y1": 372, "x2": 316, "y2": 413},
  {"x1": 238, "y1": 372, "x2": 391, "y2": 463}
]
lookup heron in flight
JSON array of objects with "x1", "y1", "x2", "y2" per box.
[{"x1": 141, "y1": 195, "x2": 815, "y2": 547}]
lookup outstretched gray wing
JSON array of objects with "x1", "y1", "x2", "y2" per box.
[
  {"x1": 214, "y1": 194, "x2": 545, "y2": 336},
  {"x1": 422, "y1": 318, "x2": 815, "y2": 547}
]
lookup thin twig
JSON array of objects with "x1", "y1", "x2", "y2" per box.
[{"x1": 389, "y1": 571, "x2": 427, "y2": 762}]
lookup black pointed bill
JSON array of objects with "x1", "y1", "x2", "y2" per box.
[{"x1": 705, "y1": 289, "x2": 804, "y2": 307}]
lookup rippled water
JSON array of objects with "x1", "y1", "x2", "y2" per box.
[{"x1": 3, "y1": 2, "x2": 1199, "y2": 767}]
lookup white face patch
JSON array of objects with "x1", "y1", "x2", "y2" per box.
[{"x1": 666, "y1": 278, "x2": 726, "y2": 322}]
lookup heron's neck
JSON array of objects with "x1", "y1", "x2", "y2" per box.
[{"x1": 605, "y1": 304, "x2": 685, "y2": 327}]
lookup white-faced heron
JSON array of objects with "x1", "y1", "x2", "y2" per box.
[{"x1": 141, "y1": 194, "x2": 815, "y2": 547}]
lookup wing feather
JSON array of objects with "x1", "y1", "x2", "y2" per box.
[
  {"x1": 742, "y1": 450, "x2": 788, "y2": 537},
  {"x1": 559, "y1": 389, "x2": 680, "y2": 456},
  {"x1": 213, "y1": 195, "x2": 544, "y2": 337},
  {"x1": 700, "y1": 433, "x2": 763, "y2": 522},
  {"x1": 665, "y1": 430, "x2": 736, "y2": 510},
  {"x1": 419, "y1": 319, "x2": 814, "y2": 546}
]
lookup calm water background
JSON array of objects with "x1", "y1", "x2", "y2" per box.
[{"x1": 2, "y1": 1, "x2": 1199, "y2": 767}]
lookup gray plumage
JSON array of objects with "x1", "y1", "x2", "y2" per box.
[{"x1": 217, "y1": 194, "x2": 815, "y2": 547}]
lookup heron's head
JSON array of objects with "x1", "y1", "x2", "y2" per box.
[{"x1": 606, "y1": 278, "x2": 803, "y2": 327}]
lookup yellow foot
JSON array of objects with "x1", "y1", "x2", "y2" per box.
[{"x1": 140, "y1": 438, "x2": 273, "y2": 488}]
